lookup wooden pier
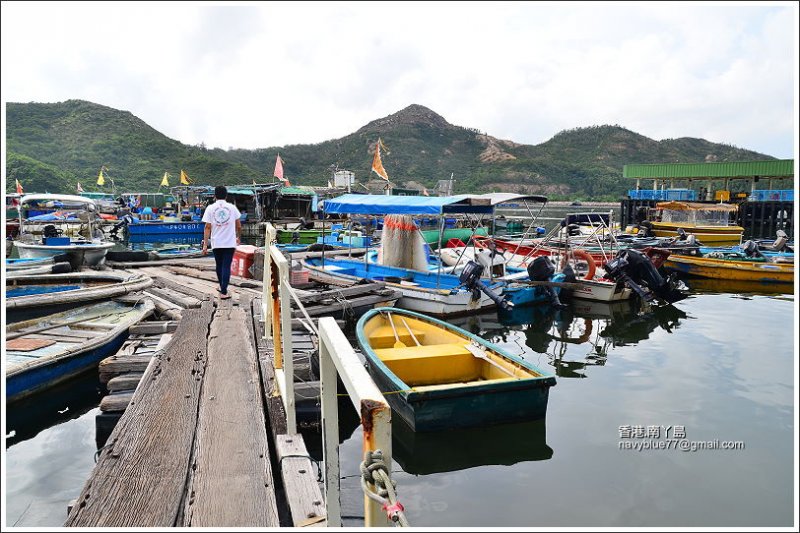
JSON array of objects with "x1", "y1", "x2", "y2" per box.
[{"x1": 65, "y1": 261, "x2": 325, "y2": 527}]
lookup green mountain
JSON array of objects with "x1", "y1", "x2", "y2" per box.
[{"x1": 6, "y1": 100, "x2": 775, "y2": 200}]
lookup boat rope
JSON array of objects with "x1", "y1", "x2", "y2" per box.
[{"x1": 359, "y1": 450, "x2": 410, "y2": 527}]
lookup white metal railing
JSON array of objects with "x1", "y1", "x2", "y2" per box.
[
  {"x1": 262, "y1": 223, "x2": 398, "y2": 527},
  {"x1": 318, "y1": 316, "x2": 393, "y2": 527},
  {"x1": 263, "y1": 223, "x2": 296, "y2": 434}
]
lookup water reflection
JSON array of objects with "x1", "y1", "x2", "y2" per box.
[
  {"x1": 5, "y1": 370, "x2": 105, "y2": 448},
  {"x1": 482, "y1": 299, "x2": 689, "y2": 379},
  {"x1": 682, "y1": 277, "x2": 794, "y2": 296},
  {"x1": 392, "y1": 417, "x2": 552, "y2": 475}
]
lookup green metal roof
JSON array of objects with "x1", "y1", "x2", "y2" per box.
[
  {"x1": 280, "y1": 186, "x2": 316, "y2": 196},
  {"x1": 623, "y1": 160, "x2": 794, "y2": 179}
]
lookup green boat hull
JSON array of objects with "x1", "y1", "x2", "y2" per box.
[
  {"x1": 276, "y1": 229, "x2": 330, "y2": 244},
  {"x1": 421, "y1": 227, "x2": 489, "y2": 248}
]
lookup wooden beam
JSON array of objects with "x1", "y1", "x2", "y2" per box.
[
  {"x1": 181, "y1": 304, "x2": 279, "y2": 526},
  {"x1": 65, "y1": 302, "x2": 215, "y2": 527},
  {"x1": 276, "y1": 435, "x2": 327, "y2": 527}
]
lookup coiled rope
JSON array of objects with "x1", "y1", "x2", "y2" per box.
[{"x1": 359, "y1": 450, "x2": 409, "y2": 526}]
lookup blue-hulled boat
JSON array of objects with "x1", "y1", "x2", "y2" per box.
[
  {"x1": 6, "y1": 299, "x2": 155, "y2": 403},
  {"x1": 126, "y1": 220, "x2": 205, "y2": 235},
  {"x1": 303, "y1": 256, "x2": 502, "y2": 316},
  {"x1": 6, "y1": 271, "x2": 154, "y2": 324},
  {"x1": 357, "y1": 307, "x2": 556, "y2": 431}
]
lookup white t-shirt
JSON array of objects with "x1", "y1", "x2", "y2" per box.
[{"x1": 202, "y1": 199, "x2": 241, "y2": 249}]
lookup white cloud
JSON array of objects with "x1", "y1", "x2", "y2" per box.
[{"x1": 2, "y1": 2, "x2": 796, "y2": 157}]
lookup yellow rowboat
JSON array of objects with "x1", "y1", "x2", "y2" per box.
[
  {"x1": 663, "y1": 254, "x2": 794, "y2": 283},
  {"x1": 356, "y1": 307, "x2": 556, "y2": 431},
  {"x1": 683, "y1": 277, "x2": 794, "y2": 295}
]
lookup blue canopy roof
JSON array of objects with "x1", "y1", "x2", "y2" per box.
[{"x1": 323, "y1": 194, "x2": 493, "y2": 215}]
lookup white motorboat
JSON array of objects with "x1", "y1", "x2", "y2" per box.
[{"x1": 13, "y1": 194, "x2": 115, "y2": 267}]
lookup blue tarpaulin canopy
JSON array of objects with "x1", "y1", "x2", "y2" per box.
[{"x1": 323, "y1": 194, "x2": 493, "y2": 215}]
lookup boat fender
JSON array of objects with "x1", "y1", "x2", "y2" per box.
[{"x1": 572, "y1": 249, "x2": 596, "y2": 280}]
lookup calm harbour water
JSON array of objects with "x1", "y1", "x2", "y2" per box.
[{"x1": 4, "y1": 205, "x2": 796, "y2": 527}]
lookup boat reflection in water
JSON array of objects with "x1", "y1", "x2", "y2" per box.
[
  {"x1": 392, "y1": 416, "x2": 552, "y2": 475},
  {"x1": 682, "y1": 276, "x2": 794, "y2": 296},
  {"x1": 495, "y1": 299, "x2": 688, "y2": 378},
  {"x1": 5, "y1": 369, "x2": 104, "y2": 449}
]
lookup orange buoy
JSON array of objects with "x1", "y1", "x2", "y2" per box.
[{"x1": 572, "y1": 249, "x2": 596, "y2": 280}]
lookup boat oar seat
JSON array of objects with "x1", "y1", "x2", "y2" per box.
[
  {"x1": 369, "y1": 326, "x2": 427, "y2": 349},
  {"x1": 374, "y1": 342, "x2": 471, "y2": 361},
  {"x1": 375, "y1": 343, "x2": 480, "y2": 386}
]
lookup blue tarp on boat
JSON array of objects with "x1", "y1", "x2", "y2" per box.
[{"x1": 323, "y1": 194, "x2": 494, "y2": 216}]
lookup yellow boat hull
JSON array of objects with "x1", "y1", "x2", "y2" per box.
[
  {"x1": 651, "y1": 222, "x2": 744, "y2": 246},
  {"x1": 663, "y1": 254, "x2": 794, "y2": 283}
]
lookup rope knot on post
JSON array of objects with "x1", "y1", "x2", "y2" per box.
[{"x1": 359, "y1": 450, "x2": 409, "y2": 526}]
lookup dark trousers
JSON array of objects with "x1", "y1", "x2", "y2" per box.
[{"x1": 213, "y1": 247, "x2": 236, "y2": 294}]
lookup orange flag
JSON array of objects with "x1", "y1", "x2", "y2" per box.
[{"x1": 371, "y1": 138, "x2": 390, "y2": 181}]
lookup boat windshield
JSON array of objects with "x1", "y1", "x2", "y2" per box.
[{"x1": 653, "y1": 201, "x2": 738, "y2": 227}]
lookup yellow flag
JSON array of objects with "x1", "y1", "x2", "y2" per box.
[
  {"x1": 97, "y1": 168, "x2": 105, "y2": 186},
  {"x1": 371, "y1": 138, "x2": 390, "y2": 181},
  {"x1": 160, "y1": 172, "x2": 170, "y2": 187},
  {"x1": 180, "y1": 169, "x2": 192, "y2": 185}
]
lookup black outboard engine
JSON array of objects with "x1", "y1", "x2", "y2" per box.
[
  {"x1": 42, "y1": 224, "x2": 61, "y2": 239},
  {"x1": 459, "y1": 260, "x2": 513, "y2": 311},
  {"x1": 741, "y1": 240, "x2": 764, "y2": 259},
  {"x1": 604, "y1": 249, "x2": 686, "y2": 305},
  {"x1": 110, "y1": 214, "x2": 133, "y2": 239},
  {"x1": 299, "y1": 217, "x2": 315, "y2": 230},
  {"x1": 526, "y1": 256, "x2": 567, "y2": 308},
  {"x1": 637, "y1": 220, "x2": 654, "y2": 238}
]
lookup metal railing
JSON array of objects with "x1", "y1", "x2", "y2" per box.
[
  {"x1": 263, "y1": 223, "x2": 296, "y2": 434},
  {"x1": 318, "y1": 316, "x2": 394, "y2": 527},
  {"x1": 261, "y1": 223, "x2": 399, "y2": 527}
]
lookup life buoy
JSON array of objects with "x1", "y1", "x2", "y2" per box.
[{"x1": 572, "y1": 249, "x2": 596, "y2": 280}]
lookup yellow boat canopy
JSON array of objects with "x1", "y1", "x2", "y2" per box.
[{"x1": 655, "y1": 201, "x2": 738, "y2": 212}]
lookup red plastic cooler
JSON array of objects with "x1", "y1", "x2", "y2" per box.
[{"x1": 231, "y1": 245, "x2": 259, "y2": 278}]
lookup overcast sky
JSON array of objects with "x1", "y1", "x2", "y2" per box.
[{"x1": 2, "y1": 2, "x2": 798, "y2": 159}]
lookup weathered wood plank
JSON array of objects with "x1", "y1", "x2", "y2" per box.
[
  {"x1": 99, "y1": 391, "x2": 135, "y2": 413},
  {"x1": 106, "y1": 372, "x2": 145, "y2": 393},
  {"x1": 64, "y1": 301, "x2": 214, "y2": 527},
  {"x1": 167, "y1": 266, "x2": 263, "y2": 291},
  {"x1": 98, "y1": 334, "x2": 172, "y2": 383},
  {"x1": 250, "y1": 298, "x2": 287, "y2": 437},
  {"x1": 129, "y1": 321, "x2": 178, "y2": 335},
  {"x1": 276, "y1": 435, "x2": 327, "y2": 527},
  {"x1": 181, "y1": 304, "x2": 279, "y2": 527},
  {"x1": 146, "y1": 286, "x2": 201, "y2": 309},
  {"x1": 151, "y1": 276, "x2": 211, "y2": 302}
]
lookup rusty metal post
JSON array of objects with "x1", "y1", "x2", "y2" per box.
[{"x1": 318, "y1": 317, "x2": 392, "y2": 527}]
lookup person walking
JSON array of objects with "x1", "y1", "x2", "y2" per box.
[{"x1": 202, "y1": 185, "x2": 242, "y2": 299}]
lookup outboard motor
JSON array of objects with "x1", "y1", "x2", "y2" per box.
[
  {"x1": 741, "y1": 240, "x2": 764, "y2": 259},
  {"x1": 42, "y1": 224, "x2": 61, "y2": 239},
  {"x1": 299, "y1": 217, "x2": 315, "y2": 230},
  {"x1": 526, "y1": 256, "x2": 567, "y2": 308},
  {"x1": 459, "y1": 260, "x2": 513, "y2": 311},
  {"x1": 110, "y1": 214, "x2": 133, "y2": 239},
  {"x1": 770, "y1": 230, "x2": 789, "y2": 252},
  {"x1": 604, "y1": 249, "x2": 687, "y2": 305},
  {"x1": 637, "y1": 220, "x2": 654, "y2": 238}
]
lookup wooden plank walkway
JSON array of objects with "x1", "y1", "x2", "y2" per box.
[{"x1": 68, "y1": 266, "x2": 324, "y2": 527}]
